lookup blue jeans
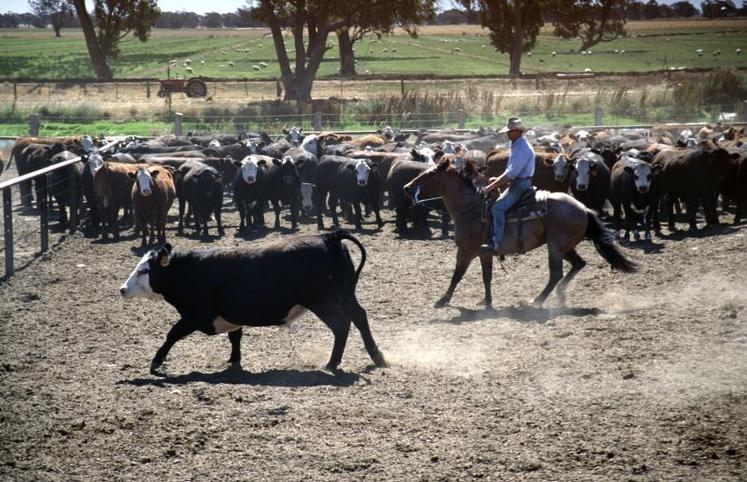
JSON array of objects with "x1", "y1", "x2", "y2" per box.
[{"x1": 490, "y1": 178, "x2": 532, "y2": 248}]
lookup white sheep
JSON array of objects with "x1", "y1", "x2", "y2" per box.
[
  {"x1": 219, "y1": 64, "x2": 225, "y2": 68},
  {"x1": 737, "y1": 48, "x2": 743, "y2": 54},
  {"x1": 551, "y1": 51, "x2": 557, "y2": 56},
  {"x1": 696, "y1": 48, "x2": 704, "y2": 56},
  {"x1": 201, "y1": 60, "x2": 205, "y2": 65},
  {"x1": 252, "y1": 65, "x2": 261, "y2": 71},
  {"x1": 527, "y1": 52, "x2": 532, "y2": 57},
  {"x1": 259, "y1": 61, "x2": 268, "y2": 68},
  {"x1": 185, "y1": 59, "x2": 192, "y2": 65},
  {"x1": 186, "y1": 67, "x2": 193, "y2": 74},
  {"x1": 713, "y1": 50, "x2": 721, "y2": 56},
  {"x1": 584, "y1": 67, "x2": 593, "y2": 73},
  {"x1": 391, "y1": 48, "x2": 397, "y2": 52},
  {"x1": 587, "y1": 50, "x2": 592, "y2": 55},
  {"x1": 382, "y1": 48, "x2": 388, "y2": 53},
  {"x1": 620, "y1": 49, "x2": 625, "y2": 55},
  {"x1": 228, "y1": 61, "x2": 234, "y2": 67},
  {"x1": 452, "y1": 47, "x2": 462, "y2": 53},
  {"x1": 481, "y1": 44, "x2": 486, "y2": 48}
]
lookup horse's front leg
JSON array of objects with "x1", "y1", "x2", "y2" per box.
[
  {"x1": 478, "y1": 254, "x2": 493, "y2": 307},
  {"x1": 435, "y1": 249, "x2": 473, "y2": 308}
]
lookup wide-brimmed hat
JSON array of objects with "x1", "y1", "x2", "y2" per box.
[{"x1": 498, "y1": 117, "x2": 524, "y2": 133}]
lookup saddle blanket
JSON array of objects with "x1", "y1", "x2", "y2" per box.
[{"x1": 505, "y1": 189, "x2": 549, "y2": 223}]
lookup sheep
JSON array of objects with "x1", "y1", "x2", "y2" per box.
[
  {"x1": 186, "y1": 67, "x2": 193, "y2": 74},
  {"x1": 737, "y1": 48, "x2": 743, "y2": 54},
  {"x1": 201, "y1": 60, "x2": 205, "y2": 65},
  {"x1": 219, "y1": 64, "x2": 225, "y2": 68},
  {"x1": 527, "y1": 52, "x2": 532, "y2": 57},
  {"x1": 228, "y1": 61, "x2": 235, "y2": 67},
  {"x1": 452, "y1": 47, "x2": 462, "y2": 53},
  {"x1": 382, "y1": 48, "x2": 388, "y2": 53},
  {"x1": 259, "y1": 61, "x2": 268, "y2": 68},
  {"x1": 185, "y1": 59, "x2": 192, "y2": 65},
  {"x1": 584, "y1": 67, "x2": 593, "y2": 73},
  {"x1": 620, "y1": 49, "x2": 625, "y2": 55},
  {"x1": 391, "y1": 48, "x2": 397, "y2": 53},
  {"x1": 713, "y1": 49, "x2": 721, "y2": 56},
  {"x1": 587, "y1": 50, "x2": 592, "y2": 55},
  {"x1": 614, "y1": 49, "x2": 619, "y2": 54},
  {"x1": 481, "y1": 44, "x2": 486, "y2": 49},
  {"x1": 696, "y1": 48, "x2": 704, "y2": 56},
  {"x1": 252, "y1": 65, "x2": 261, "y2": 71},
  {"x1": 551, "y1": 51, "x2": 557, "y2": 56}
]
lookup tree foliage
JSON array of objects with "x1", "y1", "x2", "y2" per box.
[
  {"x1": 548, "y1": 0, "x2": 629, "y2": 51},
  {"x1": 29, "y1": 0, "x2": 73, "y2": 37},
  {"x1": 458, "y1": 0, "x2": 544, "y2": 76},
  {"x1": 702, "y1": 0, "x2": 737, "y2": 17},
  {"x1": 71, "y1": 0, "x2": 160, "y2": 80}
]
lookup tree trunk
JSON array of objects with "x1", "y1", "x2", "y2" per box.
[
  {"x1": 72, "y1": 0, "x2": 112, "y2": 79},
  {"x1": 51, "y1": 15, "x2": 61, "y2": 37},
  {"x1": 509, "y1": 17, "x2": 524, "y2": 76},
  {"x1": 337, "y1": 29, "x2": 356, "y2": 77}
]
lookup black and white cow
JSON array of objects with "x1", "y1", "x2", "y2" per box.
[
  {"x1": 570, "y1": 151, "x2": 611, "y2": 215},
  {"x1": 314, "y1": 156, "x2": 383, "y2": 231},
  {"x1": 610, "y1": 153, "x2": 656, "y2": 241},
  {"x1": 119, "y1": 231, "x2": 386, "y2": 375},
  {"x1": 232, "y1": 155, "x2": 268, "y2": 232}
]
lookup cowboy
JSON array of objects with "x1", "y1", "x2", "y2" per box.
[{"x1": 481, "y1": 117, "x2": 535, "y2": 254}]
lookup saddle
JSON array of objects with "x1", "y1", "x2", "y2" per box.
[{"x1": 481, "y1": 187, "x2": 549, "y2": 254}]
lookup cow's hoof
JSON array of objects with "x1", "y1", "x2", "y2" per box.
[
  {"x1": 325, "y1": 362, "x2": 342, "y2": 374},
  {"x1": 149, "y1": 361, "x2": 165, "y2": 377},
  {"x1": 372, "y1": 351, "x2": 387, "y2": 368}
]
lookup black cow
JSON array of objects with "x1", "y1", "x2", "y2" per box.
[
  {"x1": 314, "y1": 156, "x2": 383, "y2": 231},
  {"x1": 610, "y1": 154, "x2": 657, "y2": 241},
  {"x1": 46, "y1": 150, "x2": 84, "y2": 232},
  {"x1": 119, "y1": 231, "x2": 386, "y2": 375},
  {"x1": 386, "y1": 159, "x2": 449, "y2": 238},
  {"x1": 176, "y1": 161, "x2": 224, "y2": 237},
  {"x1": 721, "y1": 149, "x2": 747, "y2": 224},
  {"x1": 570, "y1": 152, "x2": 611, "y2": 216},
  {"x1": 651, "y1": 141, "x2": 739, "y2": 231}
]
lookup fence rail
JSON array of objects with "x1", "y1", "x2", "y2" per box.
[{"x1": 1, "y1": 140, "x2": 119, "y2": 280}]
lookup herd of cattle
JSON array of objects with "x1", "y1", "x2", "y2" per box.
[{"x1": 3, "y1": 123, "x2": 746, "y2": 248}]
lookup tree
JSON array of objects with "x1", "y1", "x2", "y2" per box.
[
  {"x1": 336, "y1": 0, "x2": 436, "y2": 77},
  {"x1": 458, "y1": 0, "x2": 544, "y2": 76},
  {"x1": 202, "y1": 12, "x2": 223, "y2": 28},
  {"x1": 29, "y1": 0, "x2": 72, "y2": 37},
  {"x1": 702, "y1": 0, "x2": 736, "y2": 17},
  {"x1": 671, "y1": 0, "x2": 695, "y2": 17},
  {"x1": 548, "y1": 0, "x2": 629, "y2": 51},
  {"x1": 72, "y1": 0, "x2": 160, "y2": 80}
]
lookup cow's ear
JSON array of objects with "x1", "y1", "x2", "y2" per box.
[
  {"x1": 151, "y1": 169, "x2": 160, "y2": 178},
  {"x1": 346, "y1": 164, "x2": 356, "y2": 171},
  {"x1": 271, "y1": 158, "x2": 281, "y2": 166},
  {"x1": 232, "y1": 159, "x2": 242, "y2": 167},
  {"x1": 296, "y1": 159, "x2": 305, "y2": 167},
  {"x1": 157, "y1": 243, "x2": 172, "y2": 267},
  {"x1": 258, "y1": 159, "x2": 267, "y2": 166},
  {"x1": 732, "y1": 152, "x2": 741, "y2": 160},
  {"x1": 127, "y1": 172, "x2": 136, "y2": 179}
]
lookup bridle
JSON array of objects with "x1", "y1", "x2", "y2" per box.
[{"x1": 412, "y1": 169, "x2": 443, "y2": 205}]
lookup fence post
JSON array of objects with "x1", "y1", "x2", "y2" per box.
[
  {"x1": 3, "y1": 187, "x2": 13, "y2": 279},
  {"x1": 29, "y1": 114, "x2": 40, "y2": 136},
  {"x1": 39, "y1": 175, "x2": 48, "y2": 253},
  {"x1": 742, "y1": 100, "x2": 747, "y2": 123},
  {"x1": 458, "y1": 109, "x2": 466, "y2": 129},
  {"x1": 146, "y1": 80, "x2": 151, "y2": 98},
  {"x1": 313, "y1": 112, "x2": 322, "y2": 131},
  {"x1": 401, "y1": 78, "x2": 405, "y2": 97},
  {"x1": 174, "y1": 112, "x2": 183, "y2": 136},
  {"x1": 594, "y1": 107, "x2": 603, "y2": 126}
]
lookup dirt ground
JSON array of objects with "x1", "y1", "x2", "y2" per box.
[{"x1": 0, "y1": 174, "x2": 745, "y2": 480}]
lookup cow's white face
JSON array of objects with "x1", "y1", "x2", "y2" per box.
[
  {"x1": 208, "y1": 139, "x2": 221, "y2": 148},
  {"x1": 301, "y1": 134, "x2": 318, "y2": 155},
  {"x1": 300, "y1": 182, "x2": 314, "y2": 212},
  {"x1": 355, "y1": 159, "x2": 371, "y2": 186},
  {"x1": 88, "y1": 151, "x2": 104, "y2": 173},
  {"x1": 442, "y1": 141, "x2": 456, "y2": 154},
  {"x1": 287, "y1": 127, "x2": 303, "y2": 145},
  {"x1": 120, "y1": 252, "x2": 158, "y2": 300},
  {"x1": 381, "y1": 126, "x2": 395, "y2": 141},
  {"x1": 574, "y1": 158, "x2": 592, "y2": 191},
  {"x1": 552, "y1": 154, "x2": 571, "y2": 182},
  {"x1": 624, "y1": 156, "x2": 653, "y2": 193},
  {"x1": 576, "y1": 130, "x2": 590, "y2": 141},
  {"x1": 244, "y1": 140, "x2": 261, "y2": 154},
  {"x1": 80, "y1": 136, "x2": 94, "y2": 153},
  {"x1": 240, "y1": 156, "x2": 259, "y2": 184},
  {"x1": 135, "y1": 167, "x2": 153, "y2": 196},
  {"x1": 416, "y1": 147, "x2": 436, "y2": 165}
]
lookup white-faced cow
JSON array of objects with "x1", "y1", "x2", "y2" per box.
[
  {"x1": 610, "y1": 153, "x2": 657, "y2": 241},
  {"x1": 129, "y1": 166, "x2": 176, "y2": 247},
  {"x1": 119, "y1": 232, "x2": 386, "y2": 375}
]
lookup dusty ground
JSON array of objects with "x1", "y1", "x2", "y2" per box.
[{"x1": 0, "y1": 170, "x2": 745, "y2": 480}]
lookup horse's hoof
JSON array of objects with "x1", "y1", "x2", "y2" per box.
[
  {"x1": 372, "y1": 351, "x2": 387, "y2": 368},
  {"x1": 434, "y1": 298, "x2": 448, "y2": 308}
]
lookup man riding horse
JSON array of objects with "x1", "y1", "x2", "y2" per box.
[{"x1": 481, "y1": 117, "x2": 535, "y2": 254}]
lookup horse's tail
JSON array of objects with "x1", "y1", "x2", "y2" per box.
[{"x1": 585, "y1": 210, "x2": 638, "y2": 273}]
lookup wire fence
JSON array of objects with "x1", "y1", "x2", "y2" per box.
[{"x1": 1, "y1": 102, "x2": 745, "y2": 138}]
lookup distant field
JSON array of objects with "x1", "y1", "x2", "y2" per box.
[{"x1": 1, "y1": 19, "x2": 746, "y2": 80}]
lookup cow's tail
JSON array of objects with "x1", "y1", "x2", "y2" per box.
[
  {"x1": 585, "y1": 210, "x2": 638, "y2": 273},
  {"x1": 329, "y1": 229, "x2": 367, "y2": 282}
]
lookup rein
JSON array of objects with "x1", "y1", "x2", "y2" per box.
[{"x1": 413, "y1": 186, "x2": 443, "y2": 205}]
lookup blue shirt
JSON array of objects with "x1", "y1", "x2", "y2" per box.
[{"x1": 504, "y1": 135, "x2": 535, "y2": 181}]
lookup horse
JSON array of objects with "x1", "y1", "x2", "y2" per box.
[{"x1": 402, "y1": 158, "x2": 638, "y2": 308}]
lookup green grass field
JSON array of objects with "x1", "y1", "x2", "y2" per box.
[{"x1": 1, "y1": 20, "x2": 747, "y2": 80}]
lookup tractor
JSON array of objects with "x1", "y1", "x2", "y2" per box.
[{"x1": 157, "y1": 69, "x2": 208, "y2": 98}]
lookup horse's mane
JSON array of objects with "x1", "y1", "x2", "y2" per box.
[{"x1": 436, "y1": 156, "x2": 486, "y2": 193}]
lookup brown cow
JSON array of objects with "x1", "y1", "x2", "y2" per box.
[
  {"x1": 485, "y1": 149, "x2": 571, "y2": 193},
  {"x1": 94, "y1": 161, "x2": 148, "y2": 241},
  {"x1": 129, "y1": 166, "x2": 176, "y2": 247}
]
